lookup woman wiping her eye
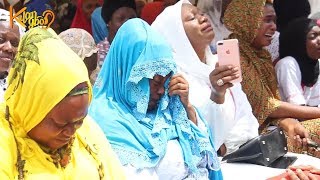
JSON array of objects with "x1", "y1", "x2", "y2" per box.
[{"x1": 89, "y1": 18, "x2": 222, "y2": 179}]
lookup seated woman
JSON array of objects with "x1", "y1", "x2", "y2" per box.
[
  {"x1": 91, "y1": 7, "x2": 108, "y2": 44},
  {"x1": 59, "y1": 28, "x2": 98, "y2": 83},
  {"x1": 276, "y1": 18, "x2": 320, "y2": 107},
  {"x1": 71, "y1": 0, "x2": 100, "y2": 35},
  {"x1": 152, "y1": 0, "x2": 258, "y2": 155},
  {"x1": 89, "y1": 18, "x2": 222, "y2": 179},
  {"x1": 93, "y1": 0, "x2": 137, "y2": 83},
  {"x1": 196, "y1": 0, "x2": 231, "y2": 50},
  {"x1": 0, "y1": 9, "x2": 24, "y2": 102},
  {"x1": 223, "y1": 0, "x2": 320, "y2": 157},
  {"x1": 0, "y1": 27, "x2": 125, "y2": 179}
]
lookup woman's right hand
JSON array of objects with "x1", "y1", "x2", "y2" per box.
[
  {"x1": 209, "y1": 63, "x2": 240, "y2": 104},
  {"x1": 286, "y1": 166, "x2": 320, "y2": 180}
]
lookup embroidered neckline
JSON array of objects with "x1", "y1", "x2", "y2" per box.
[
  {"x1": 40, "y1": 137, "x2": 75, "y2": 168},
  {"x1": 5, "y1": 106, "x2": 105, "y2": 180}
]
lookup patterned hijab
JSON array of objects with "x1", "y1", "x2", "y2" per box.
[
  {"x1": 279, "y1": 18, "x2": 320, "y2": 87},
  {"x1": 89, "y1": 18, "x2": 220, "y2": 175},
  {"x1": 5, "y1": 27, "x2": 91, "y2": 149},
  {"x1": 59, "y1": 28, "x2": 98, "y2": 60},
  {"x1": 1, "y1": 27, "x2": 103, "y2": 178},
  {"x1": 224, "y1": 0, "x2": 281, "y2": 127}
]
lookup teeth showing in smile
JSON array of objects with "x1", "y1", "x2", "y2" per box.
[
  {"x1": 0, "y1": 57, "x2": 11, "y2": 62},
  {"x1": 265, "y1": 34, "x2": 273, "y2": 37}
]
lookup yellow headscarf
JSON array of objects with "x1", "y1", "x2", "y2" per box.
[
  {"x1": 5, "y1": 27, "x2": 91, "y2": 136},
  {"x1": 224, "y1": 0, "x2": 281, "y2": 129},
  {"x1": 1, "y1": 27, "x2": 89, "y2": 177},
  {"x1": 0, "y1": 27, "x2": 125, "y2": 179}
]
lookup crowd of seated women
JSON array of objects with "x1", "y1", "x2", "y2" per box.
[{"x1": 0, "y1": 0, "x2": 320, "y2": 179}]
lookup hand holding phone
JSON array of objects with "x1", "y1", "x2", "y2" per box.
[{"x1": 216, "y1": 39, "x2": 242, "y2": 83}]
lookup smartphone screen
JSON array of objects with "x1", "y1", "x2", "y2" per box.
[{"x1": 216, "y1": 39, "x2": 242, "y2": 83}]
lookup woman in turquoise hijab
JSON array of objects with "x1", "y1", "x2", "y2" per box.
[
  {"x1": 89, "y1": 18, "x2": 223, "y2": 179},
  {"x1": 91, "y1": 7, "x2": 108, "y2": 43}
]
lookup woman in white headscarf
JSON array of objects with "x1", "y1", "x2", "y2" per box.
[
  {"x1": 197, "y1": 0, "x2": 231, "y2": 51},
  {"x1": 152, "y1": 0, "x2": 259, "y2": 155},
  {"x1": 59, "y1": 28, "x2": 98, "y2": 84}
]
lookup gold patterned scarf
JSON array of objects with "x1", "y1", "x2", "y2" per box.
[{"x1": 224, "y1": 0, "x2": 281, "y2": 129}]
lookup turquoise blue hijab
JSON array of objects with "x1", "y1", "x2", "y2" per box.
[
  {"x1": 89, "y1": 18, "x2": 222, "y2": 178},
  {"x1": 91, "y1": 7, "x2": 108, "y2": 43}
]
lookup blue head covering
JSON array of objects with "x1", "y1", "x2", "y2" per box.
[
  {"x1": 89, "y1": 18, "x2": 221, "y2": 176},
  {"x1": 25, "y1": 0, "x2": 53, "y2": 15},
  {"x1": 91, "y1": 7, "x2": 108, "y2": 43}
]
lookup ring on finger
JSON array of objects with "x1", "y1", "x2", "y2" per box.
[{"x1": 217, "y1": 79, "x2": 224, "y2": 86}]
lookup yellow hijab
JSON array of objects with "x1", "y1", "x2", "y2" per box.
[
  {"x1": 0, "y1": 27, "x2": 124, "y2": 179},
  {"x1": 5, "y1": 27, "x2": 91, "y2": 137},
  {"x1": 224, "y1": 0, "x2": 281, "y2": 129}
]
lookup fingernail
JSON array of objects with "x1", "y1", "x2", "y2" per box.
[{"x1": 233, "y1": 67, "x2": 239, "y2": 71}]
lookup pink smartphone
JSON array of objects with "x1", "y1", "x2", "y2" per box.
[{"x1": 216, "y1": 39, "x2": 242, "y2": 83}]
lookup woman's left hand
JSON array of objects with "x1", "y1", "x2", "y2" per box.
[
  {"x1": 169, "y1": 74, "x2": 190, "y2": 108},
  {"x1": 279, "y1": 118, "x2": 309, "y2": 148}
]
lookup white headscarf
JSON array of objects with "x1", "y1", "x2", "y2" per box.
[
  {"x1": 152, "y1": 0, "x2": 234, "y2": 150},
  {"x1": 0, "y1": 8, "x2": 25, "y2": 36},
  {"x1": 152, "y1": 0, "x2": 259, "y2": 153},
  {"x1": 59, "y1": 28, "x2": 98, "y2": 60},
  {"x1": 197, "y1": 0, "x2": 231, "y2": 45},
  {"x1": 152, "y1": 0, "x2": 215, "y2": 84},
  {"x1": 308, "y1": 0, "x2": 320, "y2": 17}
]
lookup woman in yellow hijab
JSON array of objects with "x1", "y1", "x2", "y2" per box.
[
  {"x1": 0, "y1": 27, "x2": 125, "y2": 179},
  {"x1": 224, "y1": 0, "x2": 320, "y2": 157}
]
